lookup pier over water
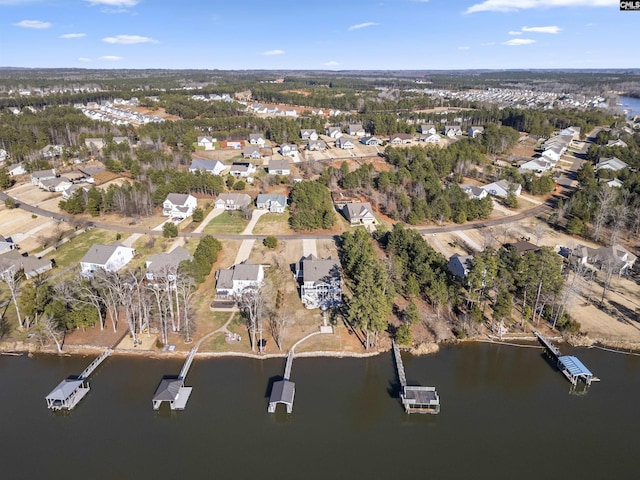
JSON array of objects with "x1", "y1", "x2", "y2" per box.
[
  {"x1": 534, "y1": 332, "x2": 598, "y2": 387},
  {"x1": 393, "y1": 341, "x2": 440, "y2": 414}
]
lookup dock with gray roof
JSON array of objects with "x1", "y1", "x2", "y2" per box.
[
  {"x1": 268, "y1": 350, "x2": 296, "y2": 414},
  {"x1": 393, "y1": 341, "x2": 440, "y2": 414},
  {"x1": 534, "y1": 332, "x2": 598, "y2": 388},
  {"x1": 152, "y1": 346, "x2": 197, "y2": 411}
]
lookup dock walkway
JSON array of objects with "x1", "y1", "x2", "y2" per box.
[
  {"x1": 393, "y1": 341, "x2": 440, "y2": 414},
  {"x1": 534, "y1": 332, "x2": 597, "y2": 386}
]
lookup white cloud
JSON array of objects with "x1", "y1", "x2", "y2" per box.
[
  {"x1": 102, "y1": 34, "x2": 157, "y2": 44},
  {"x1": 60, "y1": 33, "x2": 86, "y2": 39},
  {"x1": 84, "y1": 0, "x2": 139, "y2": 6},
  {"x1": 480, "y1": 42, "x2": 496, "y2": 46},
  {"x1": 466, "y1": 0, "x2": 616, "y2": 14},
  {"x1": 508, "y1": 31, "x2": 522, "y2": 35},
  {"x1": 14, "y1": 19, "x2": 51, "y2": 29},
  {"x1": 522, "y1": 25, "x2": 561, "y2": 34},
  {"x1": 260, "y1": 49, "x2": 284, "y2": 56},
  {"x1": 502, "y1": 38, "x2": 536, "y2": 46},
  {"x1": 348, "y1": 22, "x2": 380, "y2": 31},
  {"x1": 322, "y1": 61, "x2": 340, "y2": 66},
  {"x1": 99, "y1": 55, "x2": 123, "y2": 60},
  {"x1": 458, "y1": 46, "x2": 471, "y2": 50},
  {"x1": 77, "y1": 57, "x2": 91, "y2": 62}
]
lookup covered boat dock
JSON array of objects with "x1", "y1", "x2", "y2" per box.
[
  {"x1": 558, "y1": 355, "x2": 594, "y2": 386},
  {"x1": 45, "y1": 378, "x2": 89, "y2": 411},
  {"x1": 152, "y1": 377, "x2": 193, "y2": 411}
]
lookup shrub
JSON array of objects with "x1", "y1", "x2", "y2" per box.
[
  {"x1": 192, "y1": 207, "x2": 204, "y2": 223},
  {"x1": 264, "y1": 236, "x2": 278, "y2": 249},
  {"x1": 396, "y1": 324, "x2": 412, "y2": 346},
  {"x1": 162, "y1": 221, "x2": 178, "y2": 238},
  {"x1": 4, "y1": 198, "x2": 17, "y2": 209}
]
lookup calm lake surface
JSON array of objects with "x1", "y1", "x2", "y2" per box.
[
  {"x1": 1, "y1": 344, "x2": 639, "y2": 480},
  {"x1": 619, "y1": 95, "x2": 640, "y2": 117}
]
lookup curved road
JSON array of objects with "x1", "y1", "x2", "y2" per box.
[{"x1": 0, "y1": 191, "x2": 552, "y2": 241}]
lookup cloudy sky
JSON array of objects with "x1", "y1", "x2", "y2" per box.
[{"x1": 0, "y1": 0, "x2": 634, "y2": 69}]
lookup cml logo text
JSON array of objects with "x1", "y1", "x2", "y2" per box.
[{"x1": 621, "y1": 1, "x2": 640, "y2": 10}]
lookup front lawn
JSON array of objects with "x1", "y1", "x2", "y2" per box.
[{"x1": 202, "y1": 211, "x2": 249, "y2": 234}]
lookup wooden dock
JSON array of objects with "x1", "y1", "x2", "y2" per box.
[
  {"x1": 45, "y1": 348, "x2": 113, "y2": 411},
  {"x1": 392, "y1": 341, "x2": 440, "y2": 414},
  {"x1": 152, "y1": 347, "x2": 197, "y2": 411},
  {"x1": 268, "y1": 350, "x2": 296, "y2": 414},
  {"x1": 534, "y1": 332, "x2": 597, "y2": 387}
]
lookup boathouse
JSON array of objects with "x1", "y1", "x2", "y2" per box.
[
  {"x1": 45, "y1": 378, "x2": 89, "y2": 410},
  {"x1": 268, "y1": 380, "x2": 295, "y2": 413},
  {"x1": 152, "y1": 377, "x2": 193, "y2": 411},
  {"x1": 557, "y1": 355, "x2": 594, "y2": 386}
]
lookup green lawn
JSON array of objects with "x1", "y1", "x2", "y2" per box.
[
  {"x1": 46, "y1": 228, "x2": 127, "y2": 269},
  {"x1": 202, "y1": 211, "x2": 249, "y2": 234},
  {"x1": 252, "y1": 211, "x2": 291, "y2": 235}
]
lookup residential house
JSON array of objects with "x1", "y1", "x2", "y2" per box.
[
  {"x1": 360, "y1": 136, "x2": 381, "y2": 146},
  {"x1": 602, "y1": 178, "x2": 624, "y2": 188},
  {"x1": 468, "y1": 126, "x2": 485, "y2": 138},
  {"x1": 311, "y1": 109, "x2": 324, "y2": 116},
  {"x1": 221, "y1": 140, "x2": 242, "y2": 150},
  {"x1": 189, "y1": 159, "x2": 226, "y2": 175},
  {"x1": 163, "y1": 193, "x2": 197, "y2": 220},
  {"x1": 0, "y1": 149, "x2": 8, "y2": 162},
  {"x1": 347, "y1": 124, "x2": 365, "y2": 137},
  {"x1": 280, "y1": 144, "x2": 298, "y2": 157},
  {"x1": 329, "y1": 109, "x2": 342, "y2": 117},
  {"x1": 214, "y1": 193, "x2": 251, "y2": 210},
  {"x1": 559, "y1": 126, "x2": 581, "y2": 140},
  {"x1": 256, "y1": 194, "x2": 287, "y2": 213},
  {"x1": 336, "y1": 137, "x2": 354, "y2": 149},
  {"x1": 113, "y1": 136, "x2": 130, "y2": 145},
  {"x1": 0, "y1": 235, "x2": 16, "y2": 254},
  {"x1": 62, "y1": 183, "x2": 91, "y2": 200},
  {"x1": 505, "y1": 240, "x2": 540, "y2": 256},
  {"x1": 419, "y1": 133, "x2": 441, "y2": 143},
  {"x1": 307, "y1": 139, "x2": 327, "y2": 151},
  {"x1": 541, "y1": 146, "x2": 563, "y2": 163},
  {"x1": 40, "y1": 177, "x2": 72, "y2": 192},
  {"x1": 606, "y1": 139, "x2": 628, "y2": 148},
  {"x1": 79, "y1": 243, "x2": 135, "y2": 276},
  {"x1": 573, "y1": 244, "x2": 637, "y2": 276},
  {"x1": 420, "y1": 125, "x2": 437, "y2": 135},
  {"x1": 145, "y1": 246, "x2": 192, "y2": 282},
  {"x1": 40, "y1": 144, "x2": 63, "y2": 158},
  {"x1": 8, "y1": 163, "x2": 26, "y2": 176},
  {"x1": 215, "y1": 262, "x2": 264, "y2": 297},
  {"x1": 268, "y1": 159, "x2": 290, "y2": 175},
  {"x1": 481, "y1": 180, "x2": 522, "y2": 198},
  {"x1": 84, "y1": 138, "x2": 106, "y2": 150},
  {"x1": 460, "y1": 184, "x2": 488, "y2": 200},
  {"x1": 0, "y1": 250, "x2": 52, "y2": 279},
  {"x1": 197, "y1": 136, "x2": 216, "y2": 150},
  {"x1": 300, "y1": 129, "x2": 318, "y2": 141},
  {"x1": 596, "y1": 157, "x2": 628, "y2": 171},
  {"x1": 31, "y1": 169, "x2": 56, "y2": 188},
  {"x1": 242, "y1": 145, "x2": 262, "y2": 160},
  {"x1": 447, "y1": 254, "x2": 474, "y2": 281},
  {"x1": 77, "y1": 166, "x2": 104, "y2": 183},
  {"x1": 229, "y1": 162, "x2": 257, "y2": 178},
  {"x1": 326, "y1": 126, "x2": 342, "y2": 139},
  {"x1": 519, "y1": 158, "x2": 553, "y2": 174},
  {"x1": 341, "y1": 202, "x2": 376, "y2": 225},
  {"x1": 444, "y1": 125, "x2": 463, "y2": 137},
  {"x1": 249, "y1": 133, "x2": 266, "y2": 146},
  {"x1": 296, "y1": 255, "x2": 342, "y2": 309},
  {"x1": 389, "y1": 133, "x2": 413, "y2": 145}
]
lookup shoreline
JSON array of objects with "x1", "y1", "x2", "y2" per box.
[{"x1": 3, "y1": 332, "x2": 640, "y2": 359}]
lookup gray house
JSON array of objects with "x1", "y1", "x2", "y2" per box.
[
  {"x1": 145, "y1": 246, "x2": 193, "y2": 282},
  {"x1": 256, "y1": 194, "x2": 287, "y2": 213},
  {"x1": 296, "y1": 255, "x2": 342, "y2": 310},
  {"x1": 341, "y1": 202, "x2": 375, "y2": 225},
  {"x1": 267, "y1": 159, "x2": 290, "y2": 175}
]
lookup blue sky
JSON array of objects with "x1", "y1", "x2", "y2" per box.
[{"x1": 0, "y1": 0, "x2": 635, "y2": 70}]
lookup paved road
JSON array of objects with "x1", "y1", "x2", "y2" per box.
[{"x1": 0, "y1": 191, "x2": 552, "y2": 241}]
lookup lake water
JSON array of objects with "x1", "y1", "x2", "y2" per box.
[
  {"x1": 618, "y1": 96, "x2": 640, "y2": 117},
  {"x1": 1, "y1": 344, "x2": 639, "y2": 480}
]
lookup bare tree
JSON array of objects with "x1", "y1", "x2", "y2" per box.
[
  {"x1": 176, "y1": 274, "x2": 196, "y2": 342},
  {"x1": 237, "y1": 286, "x2": 265, "y2": 353},
  {"x1": 95, "y1": 270, "x2": 123, "y2": 332},
  {"x1": 593, "y1": 187, "x2": 615, "y2": 243},
  {"x1": 36, "y1": 314, "x2": 64, "y2": 353},
  {"x1": 0, "y1": 268, "x2": 24, "y2": 329},
  {"x1": 269, "y1": 311, "x2": 290, "y2": 352},
  {"x1": 533, "y1": 223, "x2": 546, "y2": 246}
]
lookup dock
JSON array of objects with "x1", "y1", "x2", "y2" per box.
[
  {"x1": 45, "y1": 348, "x2": 113, "y2": 411},
  {"x1": 534, "y1": 332, "x2": 597, "y2": 386},
  {"x1": 393, "y1": 341, "x2": 440, "y2": 414},
  {"x1": 268, "y1": 349, "x2": 295, "y2": 414},
  {"x1": 152, "y1": 347, "x2": 197, "y2": 411}
]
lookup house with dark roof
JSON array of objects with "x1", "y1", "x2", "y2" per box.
[
  {"x1": 389, "y1": 133, "x2": 413, "y2": 145},
  {"x1": 40, "y1": 177, "x2": 72, "y2": 193},
  {"x1": 145, "y1": 246, "x2": 192, "y2": 282},
  {"x1": 163, "y1": 193, "x2": 197, "y2": 220},
  {"x1": 256, "y1": 194, "x2": 287, "y2": 213},
  {"x1": 419, "y1": 133, "x2": 441, "y2": 143},
  {"x1": 341, "y1": 202, "x2": 376, "y2": 225},
  {"x1": 80, "y1": 244, "x2": 135, "y2": 276},
  {"x1": 347, "y1": 124, "x2": 365, "y2": 136},
  {"x1": 189, "y1": 159, "x2": 226, "y2": 175},
  {"x1": 360, "y1": 136, "x2": 380, "y2": 146},
  {"x1": 505, "y1": 240, "x2": 539, "y2": 256},
  {"x1": 448, "y1": 254, "x2": 474, "y2": 281},
  {"x1": 295, "y1": 255, "x2": 342, "y2": 309},
  {"x1": 31, "y1": 169, "x2": 56, "y2": 188},
  {"x1": 215, "y1": 262, "x2": 264, "y2": 297},
  {"x1": 0, "y1": 250, "x2": 52, "y2": 279},
  {"x1": 460, "y1": 184, "x2": 488, "y2": 200}
]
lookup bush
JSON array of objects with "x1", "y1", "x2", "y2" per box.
[
  {"x1": 264, "y1": 236, "x2": 278, "y2": 249},
  {"x1": 4, "y1": 197, "x2": 17, "y2": 209},
  {"x1": 192, "y1": 207, "x2": 204, "y2": 223},
  {"x1": 162, "y1": 221, "x2": 178, "y2": 238},
  {"x1": 396, "y1": 324, "x2": 412, "y2": 346}
]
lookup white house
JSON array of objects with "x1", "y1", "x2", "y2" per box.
[
  {"x1": 326, "y1": 127, "x2": 342, "y2": 139},
  {"x1": 460, "y1": 184, "x2": 488, "y2": 200},
  {"x1": 214, "y1": 193, "x2": 251, "y2": 210},
  {"x1": 360, "y1": 136, "x2": 381, "y2": 146},
  {"x1": 242, "y1": 145, "x2": 262, "y2": 160},
  {"x1": 296, "y1": 255, "x2": 342, "y2": 309},
  {"x1": 229, "y1": 162, "x2": 257, "y2": 177},
  {"x1": 62, "y1": 183, "x2": 91, "y2": 200},
  {"x1": 347, "y1": 124, "x2": 365, "y2": 137},
  {"x1": 280, "y1": 144, "x2": 298, "y2": 157},
  {"x1": 481, "y1": 180, "x2": 522, "y2": 198},
  {"x1": 444, "y1": 125, "x2": 463, "y2": 137},
  {"x1": 468, "y1": 126, "x2": 484, "y2": 138},
  {"x1": 197, "y1": 136, "x2": 216, "y2": 150},
  {"x1": 389, "y1": 134, "x2": 413, "y2": 145},
  {"x1": 80, "y1": 244, "x2": 135, "y2": 276},
  {"x1": 519, "y1": 158, "x2": 553, "y2": 173},
  {"x1": 163, "y1": 193, "x2": 197, "y2": 220},
  {"x1": 0, "y1": 250, "x2": 52, "y2": 279},
  {"x1": 40, "y1": 177, "x2": 72, "y2": 192},
  {"x1": 0, "y1": 235, "x2": 16, "y2": 254},
  {"x1": 31, "y1": 169, "x2": 56, "y2": 187},
  {"x1": 419, "y1": 133, "x2": 441, "y2": 143},
  {"x1": 307, "y1": 139, "x2": 327, "y2": 151},
  {"x1": 189, "y1": 159, "x2": 226, "y2": 175},
  {"x1": 420, "y1": 125, "x2": 437, "y2": 135},
  {"x1": 145, "y1": 246, "x2": 192, "y2": 282},
  {"x1": 256, "y1": 194, "x2": 287, "y2": 213},
  {"x1": 341, "y1": 202, "x2": 376, "y2": 225},
  {"x1": 268, "y1": 159, "x2": 290, "y2": 175},
  {"x1": 336, "y1": 137, "x2": 354, "y2": 149},
  {"x1": 8, "y1": 164, "x2": 26, "y2": 176},
  {"x1": 300, "y1": 129, "x2": 318, "y2": 141},
  {"x1": 596, "y1": 157, "x2": 628, "y2": 171},
  {"x1": 215, "y1": 262, "x2": 264, "y2": 297},
  {"x1": 249, "y1": 133, "x2": 266, "y2": 146}
]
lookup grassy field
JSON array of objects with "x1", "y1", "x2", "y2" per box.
[
  {"x1": 46, "y1": 228, "x2": 127, "y2": 269},
  {"x1": 253, "y1": 211, "x2": 291, "y2": 235},
  {"x1": 202, "y1": 211, "x2": 249, "y2": 234}
]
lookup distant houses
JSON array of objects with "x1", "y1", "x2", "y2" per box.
[
  {"x1": 295, "y1": 254, "x2": 342, "y2": 309},
  {"x1": 80, "y1": 244, "x2": 135, "y2": 277}
]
